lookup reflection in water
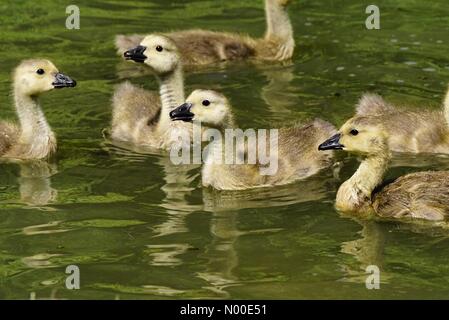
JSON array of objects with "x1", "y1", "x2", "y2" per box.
[
  {"x1": 198, "y1": 210, "x2": 285, "y2": 298},
  {"x1": 146, "y1": 243, "x2": 191, "y2": 266},
  {"x1": 21, "y1": 253, "x2": 63, "y2": 268},
  {"x1": 339, "y1": 217, "x2": 449, "y2": 286},
  {"x1": 155, "y1": 156, "x2": 201, "y2": 237},
  {"x1": 339, "y1": 220, "x2": 387, "y2": 284},
  {"x1": 198, "y1": 174, "x2": 337, "y2": 297},
  {"x1": 0, "y1": 159, "x2": 58, "y2": 207},
  {"x1": 22, "y1": 220, "x2": 69, "y2": 236},
  {"x1": 30, "y1": 289, "x2": 62, "y2": 300},
  {"x1": 197, "y1": 211, "x2": 240, "y2": 298},
  {"x1": 18, "y1": 161, "x2": 58, "y2": 207},
  {"x1": 141, "y1": 285, "x2": 186, "y2": 296},
  {"x1": 202, "y1": 172, "x2": 337, "y2": 212},
  {"x1": 103, "y1": 139, "x2": 201, "y2": 237},
  {"x1": 259, "y1": 64, "x2": 297, "y2": 116}
]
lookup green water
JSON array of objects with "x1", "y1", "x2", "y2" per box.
[{"x1": 1, "y1": 0, "x2": 449, "y2": 299}]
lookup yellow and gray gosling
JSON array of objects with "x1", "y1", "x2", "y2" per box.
[
  {"x1": 319, "y1": 119, "x2": 449, "y2": 221},
  {"x1": 0, "y1": 59, "x2": 76, "y2": 160},
  {"x1": 346, "y1": 86, "x2": 449, "y2": 154},
  {"x1": 111, "y1": 35, "x2": 191, "y2": 150},
  {"x1": 115, "y1": 0, "x2": 295, "y2": 66},
  {"x1": 170, "y1": 89, "x2": 336, "y2": 190}
]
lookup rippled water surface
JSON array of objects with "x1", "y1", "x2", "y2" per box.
[{"x1": 1, "y1": 0, "x2": 449, "y2": 299}]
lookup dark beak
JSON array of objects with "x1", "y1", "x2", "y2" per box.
[
  {"x1": 170, "y1": 103, "x2": 194, "y2": 122},
  {"x1": 52, "y1": 73, "x2": 76, "y2": 89},
  {"x1": 124, "y1": 45, "x2": 147, "y2": 63},
  {"x1": 318, "y1": 133, "x2": 344, "y2": 151}
]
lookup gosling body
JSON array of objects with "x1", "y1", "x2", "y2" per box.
[
  {"x1": 319, "y1": 118, "x2": 449, "y2": 221},
  {"x1": 171, "y1": 90, "x2": 336, "y2": 190},
  {"x1": 111, "y1": 35, "x2": 191, "y2": 150},
  {"x1": 201, "y1": 120, "x2": 336, "y2": 190},
  {"x1": 373, "y1": 171, "x2": 449, "y2": 221}
]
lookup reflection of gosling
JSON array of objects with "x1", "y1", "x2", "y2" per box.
[
  {"x1": 170, "y1": 90, "x2": 336, "y2": 190},
  {"x1": 348, "y1": 87, "x2": 449, "y2": 154},
  {"x1": 115, "y1": 0, "x2": 294, "y2": 66},
  {"x1": 18, "y1": 162, "x2": 58, "y2": 206},
  {"x1": 319, "y1": 119, "x2": 449, "y2": 221},
  {"x1": 111, "y1": 35, "x2": 190, "y2": 150},
  {"x1": 0, "y1": 60, "x2": 76, "y2": 160},
  {"x1": 260, "y1": 65, "x2": 297, "y2": 115}
]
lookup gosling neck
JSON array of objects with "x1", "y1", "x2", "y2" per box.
[
  {"x1": 336, "y1": 152, "x2": 390, "y2": 213},
  {"x1": 264, "y1": 0, "x2": 294, "y2": 45},
  {"x1": 13, "y1": 88, "x2": 56, "y2": 159},
  {"x1": 157, "y1": 65, "x2": 185, "y2": 130},
  {"x1": 202, "y1": 116, "x2": 237, "y2": 165}
]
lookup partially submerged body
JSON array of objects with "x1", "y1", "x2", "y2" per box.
[
  {"x1": 115, "y1": 0, "x2": 295, "y2": 66},
  {"x1": 319, "y1": 119, "x2": 449, "y2": 221},
  {"x1": 111, "y1": 35, "x2": 191, "y2": 150},
  {"x1": 0, "y1": 59, "x2": 76, "y2": 160},
  {"x1": 170, "y1": 90, "x2": 336, "y2": 190}
]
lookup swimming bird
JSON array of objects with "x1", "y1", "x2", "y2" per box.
[
  {"x1": 115, "y1": 0, "x2": 295, "y2": 66},
  {"x1": 319, "y1": 118, "x2": 449, "y2": 221},
  {"x1": 346, "y1": 87, "x2": 449, "y2": 154},
  {"x1": 111, "y1": 35, "x2": 191, "y2": 150},
  {"x1": 170, "y1": 89, "x2": 336, "y2": 190},
  {"x1": 0, "y1": 59, "x2": 76, "y2": 160}
]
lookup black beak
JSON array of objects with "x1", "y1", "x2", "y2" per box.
[
  {"x1": 52, "y1": 73, "x2": 76, "y2": 89},
  {"x1": 124, "y1": 45, "x2": 147, "y2": 63},
  {"x1": 318, "y1": 133, "x2": 344, "y2": 151},
  {"x1": 170, "y1": 103, "x2": 194, "y2": 122}
]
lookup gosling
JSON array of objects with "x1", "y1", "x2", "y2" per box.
[
  {"x1": 115, "y1": 0, "x2": 294, "y2": 66},
  {"x1": 111, "y1": 35, "x2": 191, "y2": 150},
  {"x1": 0, "y1": 59, "x2": 76, "y2": 160},
  {"x1": 347, "y1": 87, "x2": 449, "y2": 154},
  {"x1": 170, "y1": 89, "x2": 336, "y2": 190},
  {"x1": 319, "y1": 118, "x2": 449, "y2": 221}
]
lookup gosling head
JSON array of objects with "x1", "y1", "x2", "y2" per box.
[
  {"x1": 318, "y1": 117, "x2": 389, "y2": 156},
  {"x1": 169, "y1": 90, "x2": 233, "y2": 128},
  {"x1": 124, "y1": 35, "x2": 180, "y2": 74},
  {"x1": 13, "y1": 59, "x2": 76, "y2": 96}
]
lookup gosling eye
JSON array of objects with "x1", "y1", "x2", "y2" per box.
[
  {"x1": 156, "y1": 45, "x2": 163, "y2": 52},
  {"x1": 202, "y1": 100, "x2": 210, "y2": 107},
  {"x1": 350, "y1": 129, "x2": 359, "y2": 136},
  {"x1": 36, "y1": 69, "x2": 45, "y2": 75}
]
